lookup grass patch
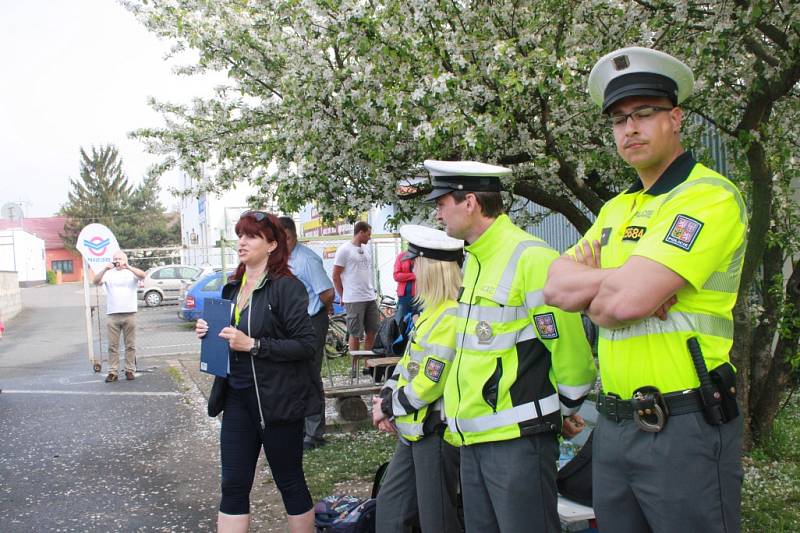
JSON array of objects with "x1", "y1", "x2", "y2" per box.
[
  {"x1": 302, "y1": 428, "x2": 395, "y2": 500},
  {"x1": 259, "y1": 427, "x2": 395, "y2": 501},
  {"x1": 166, "y1": 365, "x2": 189, "y2": 393},
  {"x1": 177, "y1": 320, "x2": 197, "y2": 330},
  {"x1": 742, "y1": 393, "x2": 800, "y2": 532}
]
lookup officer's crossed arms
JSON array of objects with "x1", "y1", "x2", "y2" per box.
[{"x1": 544, "y1": 239, "x2": 683, "y2": 328}]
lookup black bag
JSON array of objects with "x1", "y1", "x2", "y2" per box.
[
  {"x1": 207, "y1": 376, "x2": 227, "y2": 417},
  {"x1": 556, "y1": 431, "x2": 593, "y2": 507},
  {"x1": 372, "y1": 314, "x2": 412, "y2": 357}
]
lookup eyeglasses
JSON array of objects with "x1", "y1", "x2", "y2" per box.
[{"x1": 609, "y1": 105, "x2": 673, "y2": 127}]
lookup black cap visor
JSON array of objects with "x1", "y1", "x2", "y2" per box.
[
  {"x1": 602, "y1": 72, "x2": 678, "y2": 113},
  {"x1": 403, "y1": 242, "x2": 463, "y2": 263},
  {"x1": 424, "y1": 188, "x2": 455, "y2": 202}
]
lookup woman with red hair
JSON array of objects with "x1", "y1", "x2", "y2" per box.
[{"x1": 196, "y1": 210, "x2": 320, "y2": 533}]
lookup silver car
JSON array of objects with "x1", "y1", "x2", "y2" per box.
[{"x1": 137, "y1": 265, "x2": 208, "y2": 307}]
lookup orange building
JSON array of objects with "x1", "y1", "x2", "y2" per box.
[{"x1": 0, "y1": 217, "x2": 84, "y2": 282}]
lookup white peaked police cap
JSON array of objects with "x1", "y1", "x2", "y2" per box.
[
  {"x1": 423, "y1": 160, "x2": 512, "y2": 201},
  {"x1": 400, "y1": 224, "x2": 464, "y2": 263},
  {"x1": 588, "y1": 46, "x2": 694, "y2": 113}
]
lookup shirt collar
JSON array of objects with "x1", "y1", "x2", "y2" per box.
[
  {"x1": 464, "y1": 214, "x2": 512, "y2": 257},
  {"x1": 625, "y1": 151, "x2": 696, "y2": 196}
]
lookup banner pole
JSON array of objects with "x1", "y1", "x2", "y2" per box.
[{"x1": 82, "y1": 257, "x2": 98, "y2": 371}]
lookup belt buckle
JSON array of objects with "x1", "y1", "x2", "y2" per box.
[{"x1": 631, "y1": 386, "x2": 669, "y2": 432}]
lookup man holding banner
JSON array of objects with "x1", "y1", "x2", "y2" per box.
[{"x1": 93, "y1": 251, "x2": 145, "y2": 382}]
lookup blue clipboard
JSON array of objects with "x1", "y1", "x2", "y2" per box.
[{"x1": 200, "y1": 298, "x2": 233, "y2": 377}]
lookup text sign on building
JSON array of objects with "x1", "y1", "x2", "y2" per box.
[{"x1": 76, "y1": 223, "x2": 120, "y2": 271}]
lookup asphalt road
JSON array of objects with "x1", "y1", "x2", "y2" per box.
[{"x1": 0, "y1": 283, "x2": 284, "y2": 532}]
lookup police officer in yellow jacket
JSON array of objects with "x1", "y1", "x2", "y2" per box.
[
  {"x1": 428, "y1": 160, "x2": 597, "y2": 533},
  {"x1": 544, "y1": 47, "x2": 746, "y2": 533},
  {"x1": 372, "y1": 224, "x2": 464, "y2": 533}
]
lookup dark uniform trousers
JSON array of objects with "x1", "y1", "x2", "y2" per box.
[
  {"x1": 593, "y1": 411, "x2": 743, "y2": 533},
  {"x1": 304, "y1": 309, "x2": 329, "y2": 443},
  {"x1": 460, "y1": 433, "x2": 559, "y2": 533},
  {"x1": 375, "y1": 433, "x2": 461, "y2": 533}
]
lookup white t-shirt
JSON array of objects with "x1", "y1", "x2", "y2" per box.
[
  {"x1": 103, "y1": 269, "x2": 139, "y2": 314},
  {"x1": 333, "y1": 242, "x2": 376, "y2": 303}
]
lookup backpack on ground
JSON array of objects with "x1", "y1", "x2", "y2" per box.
[
  {"x1": 314, "y1": 462, "x2": 389, "y2": 533},
  {"x1": 314, "y1": 495, "x2": 376, "y2": 533}
]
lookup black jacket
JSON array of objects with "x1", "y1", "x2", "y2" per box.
[{"x1": 207, "y1": 273, "x2": 323, "y2": 423}]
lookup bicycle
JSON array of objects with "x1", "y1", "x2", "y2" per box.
[{"x1": 325, "y1": 313, "x2": 349, "y2": 359}]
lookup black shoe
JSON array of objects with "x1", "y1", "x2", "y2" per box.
[
  {"x1": 303, "y1": 438, "x2": 326, "y2": 451},
  {"x1": 105, "y1": 373, "x2": 118, "y2": 383}
]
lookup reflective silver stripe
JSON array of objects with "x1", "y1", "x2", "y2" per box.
[
  {"x1": 557, "y1": 382, "x2": 592, "y2": 401},
  {"x1": 395, "y1": 421, "x2": 424, "y2": 437},
  {"x1": 460, "y1": 324, "x2": 537, "y2": 352},
  {"x1": 663, "y1": 176, "x2": 747, "y2": 224},
  {"x1": 599, "y1": 312, "x2": 734, "y2": 341},
  {"x1": 383, "y1": 378, "x2": 398, "y2": 393},
  {"x1": 417, "y1": 307, "x2": 459, "y2": 345},
  {"x1": 457, "y1": 302, "x2": 529, "y2": 323},
  {"x1": 448, "y1": 393, "x2": 561, "y2": 434},
  {"x1": 525, "y1": 290, "x2": 545, "y2": 309},
  {"x1": 703, "y1": 239, "x2": 746, "y2": 293},
  {"x1": 409, "y1": 342, "x2": 456, "y2": 363},
  {"x1": 397, "y1": 365, "x2": 411, "y2": 381},
  {"x1": 393, "y1": 383, "x2": 428, "y2": 413},
  {"x1": 702, "y1": 271, "x2": 741, "y2": 293},
  {"x1": 493, "y1": 240, "x2": 553, "y2": 303}
]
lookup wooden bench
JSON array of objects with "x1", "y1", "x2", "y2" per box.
[
  {"x1": 365, "y1": 356, "x2": 401, "y2": 369},
  {"x1": 324, "y1": 384, "x2": 383, "y2": 398},
  {"x1": 324, "y1": 384, "x2": 383, "y2": 421}
]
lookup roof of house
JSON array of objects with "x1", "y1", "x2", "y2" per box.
[{"x1": 0, "y1": 217, "x2": 69, "y2": 249}]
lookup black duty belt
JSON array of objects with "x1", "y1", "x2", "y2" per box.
[{"x1": 597, "y1": 390, "x2": 703, "y2": 422}]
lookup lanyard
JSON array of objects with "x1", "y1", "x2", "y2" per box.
[{"x1": 234, "y1": 272, "x2": 265, "y2": 327}]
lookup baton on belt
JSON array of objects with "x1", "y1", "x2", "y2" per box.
[{"x1": 686, "y1": 337, "x2": 725, "y2": 426}]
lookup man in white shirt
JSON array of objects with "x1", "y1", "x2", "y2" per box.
[
  {"x1": 93, "y1": 251, "x2": 146, "y2": 382},
  {"x1": 333, "y1": 221, "x2": 380, "y2": 351}
]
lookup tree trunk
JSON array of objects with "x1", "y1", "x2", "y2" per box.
[{"x1": 751, "y1": 261, "x2": 800, "y2": 442}]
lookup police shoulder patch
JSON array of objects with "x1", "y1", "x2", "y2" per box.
[
  {"x1": 663, "y1": 214, "x2": 703, "y2": 251},
  {"x1": 424, "y1": 358, "x2": 446, "y2": 382},
  {"x1": 533, "y1": 312, "x2": 559, "y2": 339}
]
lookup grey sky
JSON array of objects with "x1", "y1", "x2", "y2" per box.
[{"x1": 0, "y1": 0, "x2": 222, "y2": 217}]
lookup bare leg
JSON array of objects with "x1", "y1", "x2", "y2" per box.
[
  {"x1": 287, "y1": 509, "x2": 315, "y2": 533},
  {"x1": 348, "y1": 335, "x2": 360, "y2": 351},
  {"x1": 364, "y1": 331, "x2": 376, "y2": 351},
  {"x1": 217, "y1": 512, "x2": 249, "y2": 533}
]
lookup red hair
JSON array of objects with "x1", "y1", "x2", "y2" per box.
[{"x1": 230, "y1": 212, "x2": 294, "y2": 281}]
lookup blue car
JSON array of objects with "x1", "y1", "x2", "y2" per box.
[{"x1": 178, "y1": 270, "x2": 233, "y2": 321}]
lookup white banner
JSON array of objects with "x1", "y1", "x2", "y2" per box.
[{"x1": 76, "y1": 223, "x2": 120, "y2": 272}]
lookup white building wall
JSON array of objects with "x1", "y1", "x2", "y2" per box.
[
  {"x1": 0, "y1": 230, "x2": 46, "y2": 285},
  {"x1": 178, "y1": 174, "x2": 261, "y2": 268}
]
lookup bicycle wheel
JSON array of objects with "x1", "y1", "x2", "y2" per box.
[{"x1": 325, "y1": 328, "x2": 348, "y2": 359}]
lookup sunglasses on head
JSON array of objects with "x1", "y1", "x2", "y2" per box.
[
  {"x1": 239, "y1": 210, "x2": 280, "y2": 238},
  {"x1": 241, "y1": 210, "x2": 269, "y2": 222}
]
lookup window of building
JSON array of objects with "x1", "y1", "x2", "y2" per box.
[{"x1": 52, "y1": 260, "x2": 74, "y2": 273}]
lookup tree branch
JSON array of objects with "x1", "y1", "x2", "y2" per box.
[{"x1": 512, "y1": 180, "x2": 593, "y2": 234}]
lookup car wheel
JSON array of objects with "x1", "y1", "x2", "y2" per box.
[{"x1": 144, "y1": 290, "x2": 163, "y2": 307}]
